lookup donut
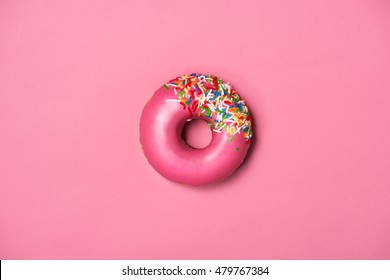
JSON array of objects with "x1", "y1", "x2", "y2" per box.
[{"x1": 140, "y1": 73, "x2": 253, "y2": 186}]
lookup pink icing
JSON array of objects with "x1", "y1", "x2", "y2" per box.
[{"x1": 140, "y1": 86, "x2": 251, "y2": 186}]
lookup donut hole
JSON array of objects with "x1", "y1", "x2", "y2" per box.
[{"x1": 182, "y1": 119, "x2": 212, "y2": 149}]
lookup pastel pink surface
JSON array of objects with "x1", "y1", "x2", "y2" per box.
[{"x1": 0, "y1": 0, "x2": 390, "y2": 259}]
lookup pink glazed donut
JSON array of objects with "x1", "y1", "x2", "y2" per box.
[{"x1": 140, "y1": 74, "x2": 253, "y2": 186}]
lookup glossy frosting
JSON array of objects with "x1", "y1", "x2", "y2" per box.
[{"x1": 140, "y1": 74, "x2": 253, "y2": 185}]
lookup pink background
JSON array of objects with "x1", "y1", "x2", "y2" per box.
[{"x1": 1, "y1": 0, "x2": 390, "y2": 259}]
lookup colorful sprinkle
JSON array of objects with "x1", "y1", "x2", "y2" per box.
[{"x1": 164, "y1": 74, "x2": 253, "y2": 142}]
